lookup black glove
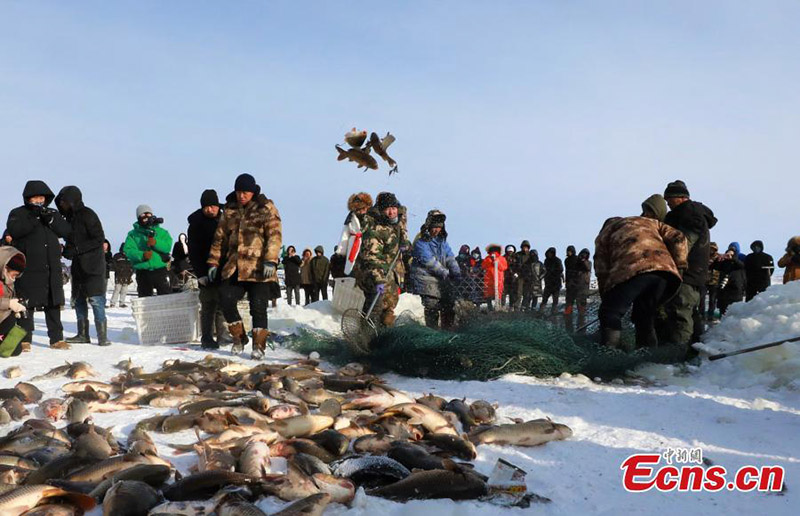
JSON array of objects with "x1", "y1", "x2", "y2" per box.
[
  {"x1": 62, "y1": 245, "x2": 76, "y2": 260},
  {"x1": 39, "y1": 209, "x2": 54, "y2": 226}
]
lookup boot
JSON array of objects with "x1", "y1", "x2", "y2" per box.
[
  {"x1": 96, "y1": 320, "x2": 111, "y2": 346},
  {"x1": 564, "y1": 305, "x2": 574, "y2": 316},
  {"x1": 635, "y1": 325, "x2": 658, "y2": 349},
  {"x1": 50, "y1": 341, "x2": 71, "y2": 350},
  {"x1": 215, "y1": 311, "x2": 233, "y2": 345},
  {"x1": 200, "y1": 307, "x2": 218, "y2": 350},
  {"x1": 601, "y1": 328, "x2": 621, "y2": 349},
  {"x1": 423, "y1": 308, "x2": 440, "y2": 329},
  {"x1": 21, "y1": 342, "x2": 31, "y2": 353},
  {"x1": 66, "y1": 318, "x2": 90, "y2": 344},
  {"x1": 228, "y1": 321, "x2": 248, "y2": 355},
  {"x1": 441, "y1": 310, "x2": 455, "y2": 331},
  {"x1": 251, "y1": 328, "x2": 269, "y2": 360}
]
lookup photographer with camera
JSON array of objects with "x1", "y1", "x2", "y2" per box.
[
  {"x1": 778, "y1": 236, "x2": 800, "y2": 284},
  {"x1": 6, "y1": 180, "x2": 72, "y2": 350},
  {"x1": 711, "y1": 242, "x2": 746, "y2": 316},
  {"x1": 123, "y1": 204, "x2": 173, "y2": 297}
]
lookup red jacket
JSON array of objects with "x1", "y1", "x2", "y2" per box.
[{"x1": 482, "y1": 252, "x2": 508, "y2": 300}]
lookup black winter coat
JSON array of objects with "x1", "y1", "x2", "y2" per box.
[
  {"x1": 112, "y1": 252, "x2": 134, "y2": 285},
  {"x1": 543, "y1": 255, "x2": 563, "y2": 287},
  {"x1": 713, "y1": 257, "x2": 746, "y2": 301},
  {"x1": 664, "y1": 200, "x2": 717, "y2": 288},
  {"x1": 744, "y1": 251, "x2": 774, "y2": 294},
  {"x1": 55, "y1": 186, "x2": 106, "y2": 297},
  {"x1": 6, "y1": 181, "x2": 71, "y2": 307},
  {"x1": 282, "y1": 255, "x2": 303, "y2": 287},
  {"x1": 187, "y1": 209, "x2": 220, "y2": 278}
]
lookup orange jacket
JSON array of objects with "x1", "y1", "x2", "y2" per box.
[{"x1": 482, "y1": 252, "x2": 508, "y2": 299}]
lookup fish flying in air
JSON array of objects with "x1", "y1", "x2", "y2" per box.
[
  {"x1": 335, "y1": 145, "x2": 379, "y2": 171},
  {"x1": 368, "y1": 132, "x2": 398, "y2": 175}
]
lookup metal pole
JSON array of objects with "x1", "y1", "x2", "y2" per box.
[{"x1": 708, "y1": 335, "x2": 800, "y2": 361}]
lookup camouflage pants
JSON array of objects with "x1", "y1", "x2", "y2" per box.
[
  {"x1": 360, "y1": 277, "x2": 400, "y2": 328},
  {"x1": 657, "y1": 283, "x2": 701, "y2": 347}
]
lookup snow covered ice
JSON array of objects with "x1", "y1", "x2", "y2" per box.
[{"x1": 1, "y1": 288, "x2": 797, "y2": 515}]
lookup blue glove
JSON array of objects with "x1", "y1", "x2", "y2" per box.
[
  {"x1": 208, "y1": 266, "x2": 218, "y2": 282},
  {"x1": 263, "y1": 261, "x2": 278, "y2": 279},
  {"x1": 376, "y1": 283, "x2": 386, "y2": 295}
]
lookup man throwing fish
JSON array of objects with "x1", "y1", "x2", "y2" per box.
[
  {"x1": 208, "y1": 173, "x2": 282, "y2": 359},
  {"x1": 354, "y1": 192, "x2": 410, "y2": 328}
]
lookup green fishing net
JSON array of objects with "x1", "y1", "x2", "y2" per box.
[{"x1": 288, "y1": 303, "x2": 687, "y2": 381}]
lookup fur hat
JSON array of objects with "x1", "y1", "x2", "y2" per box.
[
  {"x1": 347, "y1": 192, "x2": 373, "y2": 212},
  {"x1": 375, "y1": 192, "x2": 400, "y2": 210},
  {"x1": 486, "y1": 243, "x2": 502, "y2": 254}
]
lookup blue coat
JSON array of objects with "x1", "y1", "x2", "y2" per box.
[{"x1": 410, "y1": 235, "x2": 460, "y2": 298}]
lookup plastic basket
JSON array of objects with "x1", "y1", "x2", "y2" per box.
[
  {"x1": 131, "y1": 291, "x2": 200, "y2": 345},
  {"x1": 332, "y1": 277, "x2": 365, "y2": 314}
]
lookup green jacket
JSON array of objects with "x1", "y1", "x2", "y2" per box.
[{"x1": 124, "y1": 222, "x2": 173, "y2": 271}]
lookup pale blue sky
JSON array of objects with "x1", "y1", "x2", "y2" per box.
[{"x1": 1, "y1": 1, "x2": 798, "y2": 260}]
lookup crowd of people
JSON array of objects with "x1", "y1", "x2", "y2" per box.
[{"x1": 1, "y1": 176, "x2": 799, "y2": 361}]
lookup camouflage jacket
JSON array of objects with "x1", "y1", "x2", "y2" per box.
[
  {"x1": 355, "y1": 205, "x2": 410, "y2": 287},
  {"x1": 208, "y1": 192, "x2": 282, "y2": 283},
  {"x1": 594, "y1": 216, "x2": 688, "y2": 295}
]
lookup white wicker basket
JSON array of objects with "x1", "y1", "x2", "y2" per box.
[
  {"x1": 331, "y1": 277, "x2": 365, "y2": 314},
  {"x1": 131, "y1": 291, "x2": 200, "y2": 345}
]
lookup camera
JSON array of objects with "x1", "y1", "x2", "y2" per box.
[{"x1": 140, "y1": 215, "x2": 165, "y2": 227}]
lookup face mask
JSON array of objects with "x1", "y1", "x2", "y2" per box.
[
  {"x1": 29, "y1": 201, "x2": 45, "y2": 207},
  {"x1": 388, "y1": 217, "x2": 398, "y2": 224}
]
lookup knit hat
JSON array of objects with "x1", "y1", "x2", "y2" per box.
[
  {"x1": 136, "y1": 204, "x2": 153, "y2": 218},
  {"x1": 347, "y1": 192, "x2": 373, "y2": 212},
  {"x1": 641, "y1": 194, "x2": 668, "y2": 222},
  {"x1": 664, "y1": 180, "x2": 690, "y2": 199},
  {"x1": 520, "y1": 240, "x2": 531, "y2": 249},
  {"x1": 375, "y1": 192, "x2": 400, "y2": 210},
  {"x1": 200, "y1": 189, "x2": 221, "y2": 208},
  {"x1": 234, "y1": 173, "x2": 260, "y2": 195}
]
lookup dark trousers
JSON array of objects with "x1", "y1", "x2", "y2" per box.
[
  {"x1": 20, "y1": 305, "x2": 64, "y2": 344},
  {"x1": 705, "y1": 286, "x2": 718, "y2": 319},
  {"x1": 541, "y1": 283, "x2": 561, "y2": 311},
  {"x1": 286, "y1": 285, "x2": 301, "y2": 305},
  {"x1": 219, "y1": 277, "x2": 270, "y2": 329},
  {"x1": 311, "y1": 283, "x2": 328, "y2": 302},
  {"x1": 600, "y1": 273, "x2": 670, "y2": 334},
  {"x1": 302, "y1": 285, "x2": 314, "y2": 305},
  {"x1": 136, "y1": 269, "x2": 171, "y2": 297}
]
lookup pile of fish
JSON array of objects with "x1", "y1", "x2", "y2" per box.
[
  {"x1": 0, "y1": 356, "x2": 572, "y2": 515},
  {"x1": 335, "y1": 128, "x2": 398, "y2": 175}
]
